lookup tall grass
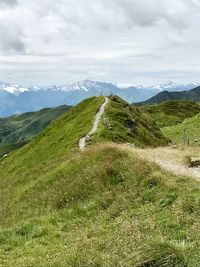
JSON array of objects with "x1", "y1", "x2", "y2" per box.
[{"x1": 0, "y1": 144, "x2": 200, "y2": 266}]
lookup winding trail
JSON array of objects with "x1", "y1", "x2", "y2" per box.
[
  {"x1": 122, "y1": 145, "x2": 200, "y2": 180},
  {"x1": 79, "y1": 97, "x2": 109, "y2": 151}
]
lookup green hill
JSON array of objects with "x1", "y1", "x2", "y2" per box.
[
  {"x1": 135, "y1": 86, "x2": 200, "y2": 106},
  {"x1": 0, "y1": 96, "x2": 168, "y2": 181},
  {"x1": 1, "y1": 96, "x2": 200, "y2": 266},
  {"x1": 93, "y1": 96, "x2": 169, "y2": 147},
  {"x1": 163, "y1": 113, "x2": 200, "y2": 145},
  {"x1": 139, "y1": 100, "x2": 200, "y2": 128},
  {"x1": 0, "y1": 105, "x2": 71, "y2": 156}
]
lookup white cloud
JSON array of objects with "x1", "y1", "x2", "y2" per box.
[{"x1": 0, "y1": 0, "x2": 199, "y2": 85}]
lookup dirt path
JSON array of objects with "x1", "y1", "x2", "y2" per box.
[
  {"x1": 123, "y1": 145, "x2": 200, "y2": 180},
  {"x1": 79, "y1": 97, "x2": 109, "y2": 151}
]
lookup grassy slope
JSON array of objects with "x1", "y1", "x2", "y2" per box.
[
  {"x1": 0, "y1": 144, "x2": 200, "y2": 266},
  {"x1": 0, "y1": 96, "x2": 167, "y2": 193},
  {"x1": 0, "y1": 96, "x2": 200, "y2": 266},
  {"x1": 0, "y1": 142, "x2": 26, "y2": 157},
  {"x1": 139, "y1": 100, "x2": 200, "y2": 128},
  {"x1": 0, "y1": 97, "x2": 104, "y2": 184},
  {"x1": 93, "y1": 96, "x2": 169, "y2": 147},
  {"x1": 0, "y1": 105, "x2": 71, "y2": 157},
  {"x1": 163, "y1": 113, "x2": 200, "y2": 146}
]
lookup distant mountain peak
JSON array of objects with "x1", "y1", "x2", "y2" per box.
[
  {"x1": 152, "y1": 81, "x2": 200, "y2": 92},
  {"x1": 0, "y1": 81, "x2": 28, "y2": 95}
]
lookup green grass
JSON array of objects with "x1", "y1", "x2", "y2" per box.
[
  {"x1": 0, "y1": 142, "x2": 26, "y2": 157},
  {"x1": 0, "y1": 96, "x2": 200, "y2": 266},
  {"x1": 0, "y1": 105, "x2": 71, "y2": 156},
  {"x1": 139, "y1": 100, "x2": 200, "y2": 128},
  {"x1": 93, "y1": 96, "x2": 169, "y2": 147},
  {"x1": 0, "y1": 96, "x2": 167, "y2": 184},
  {"x1": 0, "y1": 97, "x2": 104, "y2": 184},
  {"x1": 0, "y1": 144, "x2": 200, "y2": 266},
  {"x1": 163, "y1": 113, "x2": 200, "y2": 146}
]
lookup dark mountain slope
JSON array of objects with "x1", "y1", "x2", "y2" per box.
[
  {"x1": 0, "y1": 105, "x2": 71, "y2": 156},
  {"x1": 135, "y1": 86, "x2": 200, "y2": 106}
]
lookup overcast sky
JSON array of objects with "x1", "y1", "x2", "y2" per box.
[{"x1": 0, "y1": 0, "x2": 199, "y2": 86}]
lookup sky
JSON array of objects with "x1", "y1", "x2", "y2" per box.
[{"x1": 0, "y1": 0, "x2": 200, "y2": 86}]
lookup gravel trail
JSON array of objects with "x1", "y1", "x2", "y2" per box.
[
  {"x1": 79, "y1": 97, "x2": 109, "y2": 151},
  {"x1": 122, "y1": 145, "x2": 200, "y2": 180}
]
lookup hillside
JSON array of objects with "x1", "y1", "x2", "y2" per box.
[
  {"x1": 139, "y1": 100, "x2": 200, "y2": 128},
  {"x1": 135, "y1": 86, "x2": 200, "y2": 106},
  {"x1": 0, "y1": 96, "x2": 168, "y2": 168},
  {"x1": 1, "y1": 143, "x2": 200, "y2": 266},
  {"x1": 0, "y1": 105, "x2": 71, "y2": 156},
  {"x1": 1, "y1": 96, "x2": 200, "y2": 266},
  {"x1": 163, "y1": 113, "x2": 200, "y2": 146},
  {"x1": 93, "y1": 96, "x2": 169, "y2": 147}
]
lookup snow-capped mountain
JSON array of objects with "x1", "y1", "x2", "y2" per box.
[
  {"x1": 117, "y1": 81, "x2": 199, "y2": 92},
  {"x1": 149, "y1": 81, "x2": 199, "y2": 92},
  {"x1": 0, "y1": 80, "x2": 198, "y2": 117},
  {"x1": 0, "y1": 81, "x2": 29, "y2": 95}
]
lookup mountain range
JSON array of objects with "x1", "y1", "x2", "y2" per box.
[
  {"x1": 135, "y1": 86, "x2": 200, "y2": 106},
  {"x1": 0, "y1": 80, "x2": 198, "y2": 116}
]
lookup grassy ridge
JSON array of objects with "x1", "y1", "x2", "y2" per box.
[
  {"x1": 0, "y1": 96, "x2": 199, "y2": 266},
  {"x1": 0, "y1": 96, "x2": 168, "y2": 208},
  {"x1": 0, "y1": 144, "x2": 200, "y2": 266},
  {"x1": 93, "y1": 96, "x2": 169, "y2": 147},
  {"x1": 139, "y1": 100, "x2": 200, "y2": 128},
  {"x1": 0, "y1": 97, "x2": 104, "y2": 185},
  {"x1": 0, "y1": 105, "x2": 71, "y2": 156}
]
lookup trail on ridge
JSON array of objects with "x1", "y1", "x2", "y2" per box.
[
  {"x1": 79, "y1": 96, "x2": 200, "y2": 181},
  {"x1": 79, "y1": 97, "x2": 109, "y2": 151}
]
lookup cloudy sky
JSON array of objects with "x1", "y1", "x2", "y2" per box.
[{"x1": 0, "y1": 0, "x2": 199, "y2": 86}]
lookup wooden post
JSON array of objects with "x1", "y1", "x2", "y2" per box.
[
  {"x1": 183, "y1": 128, "x2": 187, "y2": 145},
  {"x1": 187, "y1": 138, "x2": 190, "y2": 146}
]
